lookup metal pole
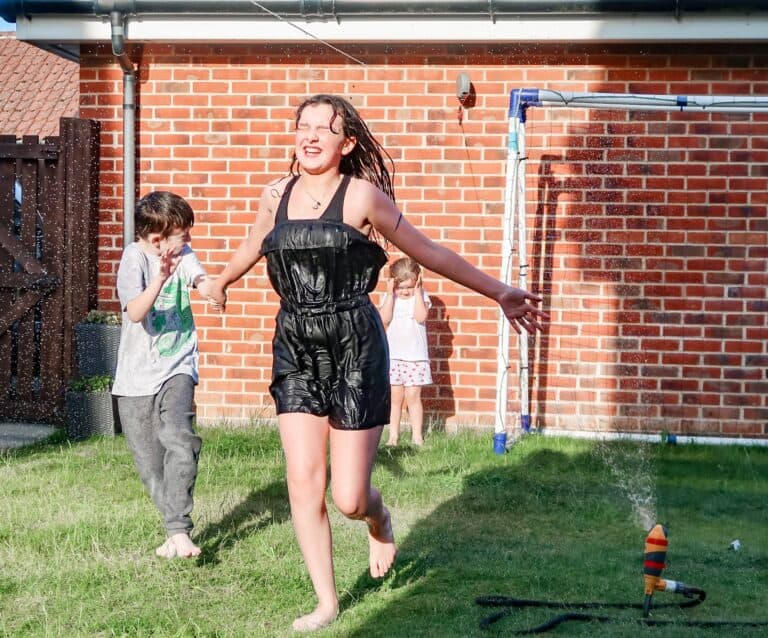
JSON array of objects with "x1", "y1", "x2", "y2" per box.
[
  {"x1": 515, "y1": 112, "x2": 530, "y2": 434},
  {"x1": 492, "y1": 115, "x2": 515, "y2": 453},
  {"x1": 493, "y1": 92, "x2": 530, "y2": 453},
  {"x1": 520, "y1": 89, "x2": 768, "y2": 113}
]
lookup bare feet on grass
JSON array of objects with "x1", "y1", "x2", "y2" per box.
[
  {"x1": 367, "y1": 507, "x2": 396, "y2": 578},
  {"x1": 292, "y1": 604, "x2": 339, "y2": 633},
  {"x1": 155, "y1": 533, "x2": 201, "y2": 559}
]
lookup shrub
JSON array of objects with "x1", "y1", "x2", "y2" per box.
[
  {"x1": 82, "y1": 310, "x2": 121, "y2": 326},
  {"x1": 68, "y1": 374, "x2": 113, "y2": 393}
]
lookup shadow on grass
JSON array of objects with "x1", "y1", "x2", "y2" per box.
[
  {"x1": 195, "y1": 479, "x2": 291, "y2": 566},
  {"x1": 375, "y1": 443, "x2": 421, "y2": 478},
  {"x1": 0, "y1": 427, "x2": 80, "y2": 459},
  {"x1": 339, "y1": 442, "x2": 768, "y2": 637}
]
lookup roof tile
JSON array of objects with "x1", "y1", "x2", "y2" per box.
[{"x1": 0, "y1": 33, "x2": 79, "y2": 138}]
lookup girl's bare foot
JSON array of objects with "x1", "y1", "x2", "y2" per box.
[
  {"x1": 385, "y1": 438, "x2": 398, "y2": 447},
  {"x1": 155, "y1": 533, "x2": 201, "y2": 559},
  {"x1": 291, "y1": 604, "x2": 339, "y2": 632},
  {"x1": 367, "y1": 507, "x2": 396, "y2": 578}
]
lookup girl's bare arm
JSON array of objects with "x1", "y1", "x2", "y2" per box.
[{"x1": 364, "y1": 185, "x2": 548, "y2": 333}]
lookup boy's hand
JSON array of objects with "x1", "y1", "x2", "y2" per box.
[
  {"x1": 386, "y1": 277, "x2": 395, "y2": 297},
  {"x1": 159, "y1": 247, "x2": 182, "y2": 280}
]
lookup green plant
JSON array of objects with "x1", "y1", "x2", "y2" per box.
[
  {"x1": 82, "y1": 310, "x2": 121, "y2": 325},
  {"x1": 67, "y1": 374, "x2": 113, "y2": 393}
]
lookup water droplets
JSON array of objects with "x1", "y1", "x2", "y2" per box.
[{"x1": 594, "y1": 439, "x2": 657, "y2": 530}]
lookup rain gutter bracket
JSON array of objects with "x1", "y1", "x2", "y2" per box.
[{"x1": 101, "y1": 5, "x2": 137, "y2": 248}]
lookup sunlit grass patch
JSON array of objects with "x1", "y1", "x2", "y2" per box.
[{"x1": 0, "y1": 426, "x2": 765, "y2": 637}]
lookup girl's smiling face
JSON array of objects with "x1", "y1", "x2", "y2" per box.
[{"x1": 295, "y1": 103, "x2": 356, "y2": 172}]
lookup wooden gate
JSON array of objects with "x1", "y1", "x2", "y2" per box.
[{"x1": 0, "y1": 118, "x2": 100, "y2": 423}]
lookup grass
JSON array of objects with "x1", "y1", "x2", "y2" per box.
[{"x1": 1, "y1": 426, "x2": 766, "y2": 637}]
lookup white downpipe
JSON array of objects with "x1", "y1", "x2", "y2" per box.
[{"x1": 540, "y1": 429, "x2": 768, "y2": 447}]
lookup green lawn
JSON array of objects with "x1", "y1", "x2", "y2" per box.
[{"x1": 1, "y1": 426, "x2": 766, "y2": 637}]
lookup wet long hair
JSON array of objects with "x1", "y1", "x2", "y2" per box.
[{"x1": 290, "y1": 94, "x2": 396, "y2": 204}]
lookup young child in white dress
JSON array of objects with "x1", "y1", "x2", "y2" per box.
[{"x1": 379, "y1": 257, "x2": 432, "y2": 446}]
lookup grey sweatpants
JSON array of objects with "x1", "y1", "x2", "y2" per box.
[{"x1": 117, "y1": 374, "x2": 202, "y2": 536}]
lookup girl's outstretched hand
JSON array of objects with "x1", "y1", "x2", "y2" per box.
[
  {"x1": 497, "y1": 286, "x2": 548, "y2": 334},
  {"x1": 197, "y1": 277, "x2": 224, "y2": 313}
]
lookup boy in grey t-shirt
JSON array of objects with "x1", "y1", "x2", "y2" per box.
[{"x1": 113, "y1": 191, "x2": 218, "y2": 559}]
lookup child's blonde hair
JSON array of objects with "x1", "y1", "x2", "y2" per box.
[{"x1": 389, "y1": 257, "x2": 421, "y2": 286}]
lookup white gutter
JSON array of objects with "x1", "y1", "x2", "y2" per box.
[{"x1": 15, "y1": 15, "x2": 768, "y2": 43}]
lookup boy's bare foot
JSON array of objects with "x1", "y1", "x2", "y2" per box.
[
  {"x1": 367, "y1": 507, "x2": 396, "y2": 578},
  {"x1": 385, "y1": 439, "x2": 398, "y2": 447},
  {"x1": 411, "y1": 438, "x2": 424, "y2": 446},
  {"x1": 155, "y1": 533, "x2": 201, "y2": 559},
  {"x1": 155, "y1": 538, "x2": 176, "y2": 559},
  {"x1": 170, "y1": 533, "x2": 201, "y2": 558},
  {"x1": 291, "y1": 604, "x2": 339, "y2": 632}
]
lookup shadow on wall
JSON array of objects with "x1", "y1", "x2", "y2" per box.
[
  {"x1": 424, "y1": 295, "x2": 455, "y2": 433},
  {"x1": 531, "y1": 153, "x2": 560, "y2": 428}
]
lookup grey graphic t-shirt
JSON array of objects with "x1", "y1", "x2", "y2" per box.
[{"x1": 112, "y1": 242, "x2": 206, "y2": 396}]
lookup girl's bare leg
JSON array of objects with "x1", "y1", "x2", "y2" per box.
[
  {"x1": 329, "y1": 425, "x2": 397, "y2": 579},
  {"x1": 278, "y1": 414, "x2": 339, "y2": 632},
  {"x1": 404, "y1": 385, "x2": 424, "y2": 445},
  {"x1": 387, "y1": 385, "x2": 404, "y2": 445}
]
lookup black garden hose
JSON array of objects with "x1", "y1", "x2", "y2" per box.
[{"x1": 476, "y1": 590, "x2": 768, "y2": 634}]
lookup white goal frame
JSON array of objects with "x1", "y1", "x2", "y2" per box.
[{"x1": 494, "y1": 88, "x2": 768, "y2": 452}]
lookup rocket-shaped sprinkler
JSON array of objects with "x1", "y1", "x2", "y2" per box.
[
  {"x1": 641, "y1": 523, "x2": 705, "y2": 617},
  {"x1": 642, "y1": 523, "x2": 669, "y2": 616}
]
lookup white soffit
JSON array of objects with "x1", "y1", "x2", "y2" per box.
[{"x1": 15, "y1": 15, "x2": 768, "y2": 43}]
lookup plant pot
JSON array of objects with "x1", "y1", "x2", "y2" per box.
[
  {"x1": 65, "y1": 390, "x2": 119, "y2": 440},
  {"x1": 75, "y1": 323, "x2": 121, "y2": 377}
]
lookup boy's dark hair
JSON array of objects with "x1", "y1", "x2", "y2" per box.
[
  {"x1": 291, "y1": 94, "x2": 396, "y2": 204},
  {"x1": 134, "y1": 191, "x2": 194, "y2": 239}
]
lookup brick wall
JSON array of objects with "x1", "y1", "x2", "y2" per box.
[{"x1": 81, "y1": 42, "x2": 768, "y2": 437}]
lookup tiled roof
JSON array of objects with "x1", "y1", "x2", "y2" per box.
[{"x1": 0, "y1": 32, "x2": 79, "y2": 138}]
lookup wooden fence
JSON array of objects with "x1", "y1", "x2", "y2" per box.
[{"x1": 0, "y1": 118, "x2": 100, "y2": 423}]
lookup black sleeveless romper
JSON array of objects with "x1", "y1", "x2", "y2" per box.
[{"x1": 260, "y1": 174, "x2": 390, "y2": 430}]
